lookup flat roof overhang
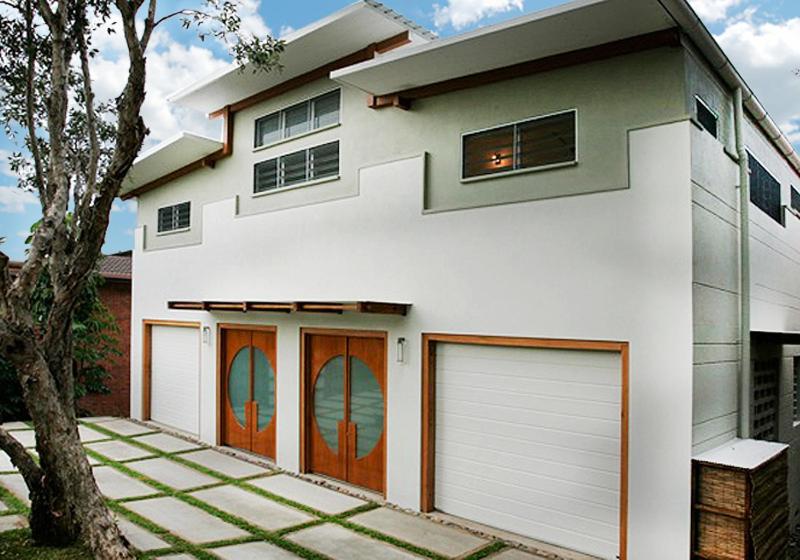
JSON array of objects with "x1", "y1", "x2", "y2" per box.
[
  {"x1": 168, "y1": 300, "x2": 411, "y2": 316},
  {"x1": 331, "y1": 0, "x2": 676, "y2": 96},
  {"x1": 169, "y1": 1, "x2": 434, "y2": 115},
  {"x1": 122, "y1": 132, "x2": 224, "y2": 194}
]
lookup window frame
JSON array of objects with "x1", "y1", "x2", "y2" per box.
[
  {"x1": 460, "y1": 108, "x2": 579, "y2": 183},
  {"x1": 156, "y1": 201, "x2": 191, "y2": 235},
  {"x1": 694, "y1": 95, "x2": 719, "y2": 139},
  {"x1": 794, "y1": 356, "x2": 800, "y2": 426},
  {"x1": 253, "y1": 88, "x2": 342, "y2": 151},
  {"x1": 253, "y1": 140, "x2": 341, "y2": 196}
]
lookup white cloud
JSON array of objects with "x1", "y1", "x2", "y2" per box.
[
  {"x1": 0, "y1": 186, "x2": 37, "y2": 213},
  {"x1": 433, "y1": 0, "x2": 523, "y2": 30},
  {"x1": 232, "y1": 0, "x2": 271, "y2": 39},
  {"x1": 111, "y1": 201, "x2": 123, "y2": 212},
  {"x1": 279, "y1": 24, "x2": 295, "y2": 38},
  {"x1": 714, "y1": 16, "x2": 800, "y2": 146},
  {"x1": 16, "y1": 230, "x2": 28, "y2": 239},
  {"x1": 689, "y1": 0, "x2": 744, "y2": 23}
]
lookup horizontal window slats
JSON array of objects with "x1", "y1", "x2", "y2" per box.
[
  {"x1": 254, "y1": 141, "x2": 340, "y2": 193},
  {"x1": 462, "y1": 110, "x2": 577, "y2": 180},
  {"x1": 254, "y1": 90, "x2": 341, "y2": 148},
  {"x1": 157, "y1": 201, "x2": 190, "y2": 233}
]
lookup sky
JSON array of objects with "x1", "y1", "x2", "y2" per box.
[{"x1": 0, "y1": 0, "x2": 799, "y2": 260}]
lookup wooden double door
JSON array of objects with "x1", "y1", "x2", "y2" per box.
[
  {"x1": 305, "y1": 332, "x2": 386, "y2": 493},
  {"x1": 221, "y1": 327, "x2": 276, "y2": 459}
]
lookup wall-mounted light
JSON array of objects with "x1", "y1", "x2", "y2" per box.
[
  {"x1": 202, "y1": 326, "x2": 211, "y2": 345},
  {"x1": 396, "y1": 337, "x2": 406, "y2": 363},
  {"x1": 492, "y1": 153, "x2": 503, "y2": 166}
]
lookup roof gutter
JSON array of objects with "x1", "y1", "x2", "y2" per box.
[{"x1": 657, "y1": 0, "x2": 800, "y2": 178}]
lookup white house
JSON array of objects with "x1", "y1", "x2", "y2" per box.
[{"x1": 121, "y1": 0, "x2": 800, "y2": 558}]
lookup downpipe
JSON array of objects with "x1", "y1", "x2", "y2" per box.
[{"x1": 734, "y1": 87, "x2": 752, "y2": 438}]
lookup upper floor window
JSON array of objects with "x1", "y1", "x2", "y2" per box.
[
  {"x1": 791, "y1": 187, "x2": 800, "y2": 215},
  {"x1": 747, "y1": 152, "x2": 782, "y2": 225},
  {"x1": 254, "y1": 141, "x2": 340, "y2": 193},
  {"x1": 461, "y1": 110, "x2": 577, "y2": 180},
  {"x1": 157, "y1": 201, "x2": 190, "y2": 233},
  {"x1": 695, "y1": 96, "x2": 718, "y2": 139},
  {"x1": 254, "y1": 90, "x2": 341, "y2": 148}
]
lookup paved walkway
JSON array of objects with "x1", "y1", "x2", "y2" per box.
[{"x1": 0, "y1": 418, "x2": 558, "y2": 560}]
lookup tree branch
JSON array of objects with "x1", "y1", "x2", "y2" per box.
[
  {"x1": 75, "y1": 2, "x2": 100, "y2": 209},
  {"x1": 24, "y1": 0, "x2": 46, "y2": 204},
  {"x1": 0, "y1": 426, "x2": 44, "y2": 491}
]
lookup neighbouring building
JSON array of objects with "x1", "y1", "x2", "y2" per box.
[
  {"x1": 79, "y1": 252, "x2": 132, "y2": 417},
  {"x1": 120, "y1": 1, "x2": 800, "y2": 558}
]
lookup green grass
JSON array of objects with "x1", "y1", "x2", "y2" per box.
[
  {"x1": 1, "y1": 420, "x2": 510, "y2": 560},
  {"x1": 0, "y1": 529, "x2": 93, "y2": 560}
]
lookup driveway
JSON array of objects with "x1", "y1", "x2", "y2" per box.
[{"x1": 0, "y1": 418, "x2": 572, "y2": 560}]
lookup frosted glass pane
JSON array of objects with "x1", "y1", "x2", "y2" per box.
[
  {"x1": 314, "y1": 356, "x2": 344, "y2": 453},
  {"x1": 253, "y1": 348, "x2": 275, "y2": 431},
  {"x1": 350, "y1": 357, "x2": 384, "y2": 459},
  {"x1": 228, "y1": 348, "x2": 250, "y2": 427}
]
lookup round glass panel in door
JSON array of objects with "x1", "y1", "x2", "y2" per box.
[
  {"x1": 350, "y1": 357, "x2": 384, "y2": 458},
  {"x1": 313, "y1": 356, "x2": 345, "y2": 453},
  {"x1": 227, "y1": 348, "x2": 250, "y2": 427},
  {"x1": 252, "y1": 348, "x2": 275, "y2": 431}
]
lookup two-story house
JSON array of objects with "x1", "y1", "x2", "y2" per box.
[{"x1": 121, "y1": 0, "x2": 800, "y2": 558}]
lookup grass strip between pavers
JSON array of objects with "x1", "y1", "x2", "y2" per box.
[
  {"x1": 0, "y1": 482, "x2": 28, "y2": 515},
  {"x1": 85, "y1": 421, "x2": 503, "y2": 560}
]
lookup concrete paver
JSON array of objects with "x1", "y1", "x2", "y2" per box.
[
  {"x1": 488, "y1": 549, "x2": 550, "y2": 560},
  {"x1": 117, "y1": 516, "x2": 170, "y2": 551},
  {"x1": 180, "y1": 449, "x2": 269, "y2": 479},
  {"x1": 0, "y1": 500, "x2": 7, "y2": 512},
  {"x1": 79, "y1": 416, "x2": 116, "y2": 423},
  {"x1": 93, "y1": 466, "x2": 159, "y2": 500},
  {"x1": 78, "y1": 425, "x2": 110, "y2": 443},
  {"x1": 350, "y1": 507, "x2": 488, "y2": 558},
  {"x1": 125, "y1": 496, "x2": 249, "y2": 544},
  {"x1": 0, "y1": 514, "x2": 27, "y2": 533},
  {"x1": 0, "y1": 474, "x2": 30, "y2": 506},
  {"x1": 10, "y1": 430, "x2": 35, "y2": 448},
  {"x1": 0, "y1": 451, "x2": 16, "y2": 472},
  {"x1": 155, "y1": 555, "x2": 195, "y2": 560},
  {"x1": 127, "y1": 457, "x2": 218, "y2": 490},
  {"x1": 190, "y1": 484, "x2": 313, "y2": 531},
  {"x1": 0, "y1": 422, "x2": 29, "y2": 431},
  {"x1": 134, "y1": 433, "x2": 202, "y2": 453},
  {"x1": 87, "y1": 440, "x2": 155, "y2": 462},
  {"x1": 99, "y1": 419, "x2": 155, "y2": 437},
  {"x1": 211, "y1": 541, "x2": 300, "y2": 559},
  {"x1": 288, "y1": 523, "x2": 420, "y2": 560},
  {"x1": 248, "y1": 475, "x2": 364, "y2": 514}
]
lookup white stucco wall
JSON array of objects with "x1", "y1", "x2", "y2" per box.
[{"x1": 131, "y1": 120, "x2": 694, "y2": 559}]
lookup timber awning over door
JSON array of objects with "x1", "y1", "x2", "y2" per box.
[{"x1": 167, "y1": 300, "x2": 410, "y2": 316}]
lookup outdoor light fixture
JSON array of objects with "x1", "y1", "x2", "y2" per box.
[
  {"x1": 397, "y1": 337, "x2": 406, "y2": 363},
  {"x1": 493, "y1": 153, "x2": 503, "y2": 166},
  {"x1": 202, "y1": 326, "x2": 211, "y2": 344}
]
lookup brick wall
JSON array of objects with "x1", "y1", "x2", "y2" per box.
[{"x1": 79, "y1": 279, "x2": 131, "y2": 417}]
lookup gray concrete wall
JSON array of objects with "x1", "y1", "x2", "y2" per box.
[{"x1": 136, "y1": 46, "x2": 688, "y2": 251}]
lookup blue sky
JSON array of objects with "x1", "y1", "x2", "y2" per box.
[{"x1": 1, "y1": 0, "x2": 799, "y2": 260}]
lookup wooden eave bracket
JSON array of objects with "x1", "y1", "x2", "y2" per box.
[
  {"x1": 168, "y1": 300, "x2": 410, "y2": 316},
  {"x1": 367, "y1": 94, "x2": 411, "y2": 110}
]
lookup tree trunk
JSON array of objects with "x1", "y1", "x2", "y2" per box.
[{"x1": 18, "y1": 351, "x2": 134, "y2": 558}]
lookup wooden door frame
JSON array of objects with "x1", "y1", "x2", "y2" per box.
[
  {"x1": 420, "y1": 333, "x2": 630, "y2": 560},
  {"x1": 299, "y1": 327, "x2": 388, "y2": 495},
  {"x1": 141, "y1": 319, "x2": 202, "y2": 421},
  {"x1": 216, "y1": 323, "x2": 277, "y2": 446}
]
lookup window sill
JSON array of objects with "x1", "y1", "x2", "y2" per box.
[
  {"x1": 460, "y1": 160, "x2": 578, "y2": 184},
  {"x1": 156, "y1": 227, "x2": 191, "y2": 236},
  {"x1": 252, "y1": 175, "x2": 340, "y2": 198},
  {"x1": 253, "y1": 122, "x2": 340, "y2": 153}
]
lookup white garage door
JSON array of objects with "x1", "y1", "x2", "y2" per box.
[
  {"x1": 435, "y1": 343, "x2": 622, "y2": 559},
  {"x1": 150, "y1": 325, "x2": 200, "y2": 436}
]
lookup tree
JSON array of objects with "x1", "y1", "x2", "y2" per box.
[
  {"x1": 1, "y1": 267, "x2": 120, "y2": 421},
  {"x1": 0, "y1": 1, "x2": 282, "y2": 557}
]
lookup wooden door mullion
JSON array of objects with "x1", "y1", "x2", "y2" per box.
[{"x1": 343, "y1": 336, "x2": 351, "y2": 479}]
